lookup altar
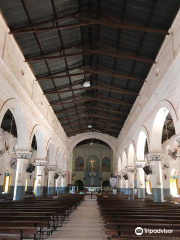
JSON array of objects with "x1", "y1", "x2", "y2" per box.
[{"x1": 85, "y1": 187, "x2": 101, "y2": 193}]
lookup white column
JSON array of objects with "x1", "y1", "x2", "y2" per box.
[
  {"x1": 35, "y1": 160, "x2": 47, "y2": 196},
  {"x1": 13, "y1": 151, "x2": 31, "y2": 200},
  {"x1": 126, "y1": 166, "x2": 135, "y2": 199},
  {"x1": 136, "y1": 161, "x2": 146, "y2": 198},
  {"x1": 147, "y1": 154, "x2": 164, "y2": 202},
  {"x1": 47, "y1": 165, "x2": 57, "y2": 195},
  {"x1": 60, "y1": 173, "x2": 68, "y2": 192},
  {"x1": 55, "y1": 172, "x2": 61, "y2": 193},
  {"x1": 118, "y1": 174, "x2": 123, "y2": 194}
]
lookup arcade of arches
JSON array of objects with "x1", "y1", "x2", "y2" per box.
[{"x1": 1, "y1": 1, "x2": 180, "y2": 239}]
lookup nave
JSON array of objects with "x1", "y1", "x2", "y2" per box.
[
  {"x1": 48, "y1": 195, "x2": 106, "y2": 240},
  {"x1": 1, "y1": 193, "x2": 180, "y2": 240}
]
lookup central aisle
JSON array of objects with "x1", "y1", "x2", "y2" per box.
[{"x1": 49, "y1": 195, "x2": 106, "y2": 240}]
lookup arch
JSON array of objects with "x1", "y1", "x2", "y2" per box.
[
  {"x1": 136, "y1": 127, "x2": 149, "y2": 161},
  {"x1": 75, "y1": 180, "x2": 84, "y2": 191},
  {"x1": 150, "y1": 100, "x2": 178, "y2": 152},
  {"x1": 30, "y1": 125, "x2": 46, "y2": 159},
  {"x1": 102, "y1": 180, "x2": 110, "y2": 187},
  {"x1": 127, "y1": 143, "x2": 135, "y2": 166},
  {"x1": 75, "y1": 157, "x2": 84, "y2": 168},
  {"x1": 0, "y1": 98, "x2": 29, "y2": 149},
  {"x1": 69, "y1": 132, "x2": 117, "y2": 156}
]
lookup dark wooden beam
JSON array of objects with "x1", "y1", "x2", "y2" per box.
[
  {"x1": 50, "y1": 95, "x2": 131, "y2": 106},
  {"x1": 88, "y1": 68, "x2": 144, "y2": 81},
  {"x1": 37, "y1": 72, "x2": 86, "y2": 81},
  {"x1": 45, "y1": 84, "x2": 138, "y2": 96},
  {"x1": 60, "y1": 112, "x2": 123, "y2": 122},
  {"x1": 88, "y1": 106, "x2": 127, "y2": 115},
  {"x1": 10, "y1": 15, "x2": 167, "y2": 35},
  {"x1": 26, "y1": 47, "x2": 154, "y2": 63},
  {"x1": 63, "y1": 120, "x2": 122, "y2": 130},
  {"x1": 36, "y1": 66, "x2": 143, "y2": 82}
]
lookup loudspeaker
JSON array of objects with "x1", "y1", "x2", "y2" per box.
[
  {"x1": 123, "y1": 174, "x2": 128, "y2": 180},
  {"x1": 143, "y1": 165, "x2": 152, "y2": 175},
  {"x1": 26, "y1": 163, "x2": 35, "y2": 173},
  {"x1": 54, "y1": 173, "x2": 59, "y2": 179}
]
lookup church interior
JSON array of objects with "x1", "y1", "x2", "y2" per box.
[{"x1": 0, "y1": 0, "x2": 180, "y2": 239}]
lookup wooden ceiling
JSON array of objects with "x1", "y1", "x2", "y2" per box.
[{"x1": 0, "y1": 0, "x2": 180, "y2": 137}]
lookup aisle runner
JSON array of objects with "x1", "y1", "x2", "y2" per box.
[{"x1": 48, "y1": 195, "x2": 106, "y2": 240}]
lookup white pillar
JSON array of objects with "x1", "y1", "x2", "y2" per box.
[
  {"x1": 35, "y1": 160, "x2": 47, "y2": 197},
  {"x1": 60, "y1": 173, "x2": 68, "y2": 192},
  {"x1": 47, "y1": 165, "x2": 57, "y2": 195},
  {"x1": 126, "y1": 166, "x2": 135, "y2": 199},
  {"x1": 55, "y1": 172, "x2": 61, "y2": 193},
  {"x1": 147, "y1": 154, "x2": 164, "y2": 202},
  {"x1": 136, "y1": 161, "x2": 146, "y2": 198},
  {"x1": 13, "y1": 151, "x2": 31, "y2": 200}
]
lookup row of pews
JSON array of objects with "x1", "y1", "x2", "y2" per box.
[
  {"x1": 97, "y1": 194, "x2": 180, "y2": 240},
  {"x1": 0, "y1": 194, "x2": 84, "y2": 240}
]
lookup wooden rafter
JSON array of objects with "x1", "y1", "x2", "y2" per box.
[
  {"x1": 60, "y1": 112, "x2": 123, "y2": 122},
  {"x1": 26, "y1": 46, "x2": 154, "y2": 63},
  {"x1": 50, "y1": 95, "x2": 131, "y2": 106},
  {"x1": 44, "y1": 84, "x2": 138, "y2": 96},
  {"x1": 10, "y1": 15, "x2": 168, "y2": 35},
  {"x1": 36, "y1": 65, "x2": 143, "y2": 82}
]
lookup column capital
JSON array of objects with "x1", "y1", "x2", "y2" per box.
[
  {"x1": 16, "y1": 151, "x2": 32, "y2": 160},
  {"x1": 47, "y1": 165, "x2": 57, "y2": 171},
  {"x1": 147, "y1": 153, "x2": 162, "y2": 161},
  {"x1": 35, "y1": 159, "x2": 47, "y2": 166},
  {"x1": 172, "y1": 133, "x2": 180, "y2": 145},
  {"x1": 125, "y1": 166, "x2": 135, "y2": 172},
  {"x1": 135, "y1": 161, "x2": 146, "y2": 168}
]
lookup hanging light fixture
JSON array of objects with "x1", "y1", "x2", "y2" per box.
[
  {"x1": 88, "y1": 124, "x2": 92, "y2": 128},
  {"x1": 83, "y1": 80, "x2": 91, "y2": 88},
  {"x1": 90, "y1": 139, "x2": 93, "y2": 145}
]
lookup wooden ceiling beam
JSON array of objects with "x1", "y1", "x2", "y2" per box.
[
  {"x1": 37, "y1": 72, "x2": 86, "y2": 81},
  {"x1": 60, "y1": 112, "x2": 122, "y2": 122},
  {"x1": 88, "y1": 68, "x2": 144, "y2": 81},
  {"x1": 50, "y1": 95, "x2": 131, "y2": 106},
  {"x1": 10, "y1": 15, "x2": 167, "y2": 35},
  {"x1": 26, "y1": 47, "x2": 154, "y2": 63},
  {"x1": 36, "y1": 66, "x2": 143, "y2": 82},
  {"x1": 45, "y1": 84, "x2": 138, "y2": 96},
  {"x1": 63, "y1": 119, "x2": 122, "y2": 129},
  {"x1": 87, "y1": 106, "x2": 127, "y2": 115}
]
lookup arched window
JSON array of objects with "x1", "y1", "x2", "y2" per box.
[
  {"x1": 102, "y1": 157, "x2": 111, "y2": 171},
  {"x1": 75, "y1": 157, "x2": 84, "y2": 171}
]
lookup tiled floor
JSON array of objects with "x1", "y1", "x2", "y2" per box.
[{"x1": 48, "y1": 195, "x2": 107, "y2": 240}]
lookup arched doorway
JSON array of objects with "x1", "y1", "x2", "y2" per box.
[
  {"x1": 75, "y1": 180, "x2": 84, "y2": 191},
  {"x1": 0, "y1": 110, "x2": 18, "y2": 197},
  {"x1": 102, "y1": 180, "x2": 109, "y2": 188}
]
